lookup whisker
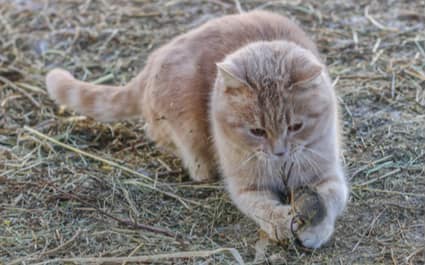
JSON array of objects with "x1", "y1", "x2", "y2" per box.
[
  {"x1": 234, "y1": 151, "x2": 258, "y2": 172},
  {"x1": 300, "y1": 145, "x2": 331, "y2": 163},
  {"x1": 302, "y1": 152, "x2": 324, "y2": 176}
]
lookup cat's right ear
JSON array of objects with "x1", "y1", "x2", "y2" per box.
[{"x1": 216, "y1": 63, "x2": 246, "y2": 90}]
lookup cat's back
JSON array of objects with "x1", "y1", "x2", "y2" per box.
[
  {"x1": 154, "y1": 12, "x2": 316, "y2": 65},
  {"x1": 141, "y1": 11, "x2": 319, "y2": 120},
  {"x1": 207, "y1": 10, "x2": 319, "y2": 56}
]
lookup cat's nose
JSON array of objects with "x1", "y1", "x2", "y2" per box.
[
  {"x1": 271, "y1": 140, "x2": 287, "y2": 157},
  {"x1": 272, "y1": 147, "x2": 288, "y2": 157}
]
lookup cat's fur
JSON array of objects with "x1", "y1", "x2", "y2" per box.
[{"x1": 46, "y1": 11, "x2": 348, "y2": 248}]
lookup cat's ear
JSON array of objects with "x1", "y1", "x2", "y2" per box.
[
  {"x1": 291, "y1": 54, "x2": 323, "y2": 85},
  {"x1": 216, "y1": 63, "x2": 247, "y2": 89}
]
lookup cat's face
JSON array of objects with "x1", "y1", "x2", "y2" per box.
[{"x1": 214, "y1": 41, "x2": 334, "y2": 162}]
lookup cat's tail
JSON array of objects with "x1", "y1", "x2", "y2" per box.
[{"x1": 46, "y1": 69, "x2": 143, "y2": 122}]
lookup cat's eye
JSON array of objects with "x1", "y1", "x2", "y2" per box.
[
  {"x1": 250, "y1": 128, "x2": 267, "y2": 137},
  {"x1": 288, "y1": 122, "x2": 303, "y2": 132}
]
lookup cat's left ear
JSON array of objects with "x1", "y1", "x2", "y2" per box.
[
  {"x1": 291, "y1": 54, "x2": 323, "y2": 85},
  {"x1": 216, "y1": 63, "x2": 247, "y2": 89}
]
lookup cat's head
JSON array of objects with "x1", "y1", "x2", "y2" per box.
[{"x1": 212, "y1": 41, "x2": 336, "y2": 163}]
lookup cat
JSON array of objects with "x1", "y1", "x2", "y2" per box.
[{"x1": 45, "y1": 10, "x2": 348, "y2": 249}]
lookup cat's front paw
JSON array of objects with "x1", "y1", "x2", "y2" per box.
[
  {"x1": 263, "y1": 205, "x2": 293, "y2": 241},
  {"x1": 292, "y1": 187, "x2": 332, "y2": 248},
  {"x1": 296, "y1": 219, "x2": 334, "y2": 248}
]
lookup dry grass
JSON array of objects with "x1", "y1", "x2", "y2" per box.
[{"x1": 0, "y1": 0, "x2": 424, "y2": 264}]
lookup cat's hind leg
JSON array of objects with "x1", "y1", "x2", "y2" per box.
[
  {"x1": 170, "y1": 127, "x2": 217, "y2": 182},
  {"x1": 144, "y1": 117, "x2": 217, "y2": 182}
]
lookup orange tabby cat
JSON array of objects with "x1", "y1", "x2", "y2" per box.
[{"x1": 46, "y1": 11, "x2": 348, "y2": 248}]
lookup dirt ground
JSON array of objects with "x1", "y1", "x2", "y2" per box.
[{"x1": 0, "y1": 0, "x2": 424, "y2": 264}]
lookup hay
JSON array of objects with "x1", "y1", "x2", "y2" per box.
[{"x1": 0, "y1": 0, "x2": 424, "y2": 264}]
